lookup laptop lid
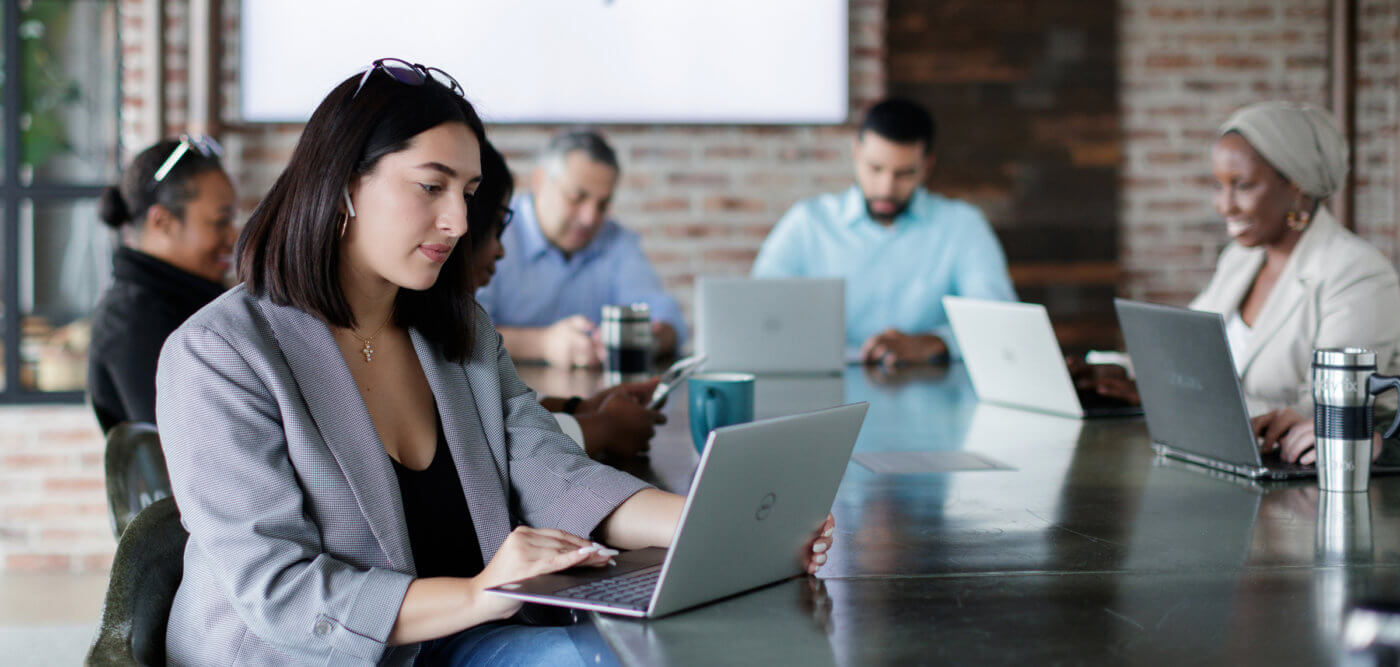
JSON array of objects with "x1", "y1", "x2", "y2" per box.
[
  {"x1": 943, "y1": 296, "x2": 1085, "y2": 418},
  {"x1": 697, "y1": 278, "x2": 844, "y2": 374},
  {"x1": 648, "y1": 402, "x2": 868, "y2": 616},
  {"x1": 1113, "y1": 299, "x2": 1263, "y2": 469}
]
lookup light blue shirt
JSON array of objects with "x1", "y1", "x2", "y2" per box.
[
  {"x1": 476, "y1": 195, "x2": 688, "y2": 347},
  {"x1": 752, "y1": 186, "x2": 1015, "y2": 355}
]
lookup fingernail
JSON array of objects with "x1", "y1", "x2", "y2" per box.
[
  {"x1": 608, "y1": 558, "x2": 617, "y2": 566},
  {"x1": 814, "y1": 553, "x2": 827, "y2": 564},
  {"x1": 598, "y1": 548, "x2": 619, "y2": 557},
  {"x1": 812, "y1": 542, "x2": 829, "y2": 554},
  {"x1": 577, "y1": 545, "x2": 601, "y2": 554},
  {"x1": 822, "y1": 526, "x2": 834, "y2": 537}
]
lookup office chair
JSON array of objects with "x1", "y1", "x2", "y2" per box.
[
  {"x1": 103, "y1": 422, "x2": 171, "y2": 538},
  {"x1": 85, "y1": 496, "x2": 187, "y2": 666}
]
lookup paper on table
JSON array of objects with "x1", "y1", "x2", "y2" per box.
[{"x1": 852, "y1": 451, "x2": 1015, "y2": 474}]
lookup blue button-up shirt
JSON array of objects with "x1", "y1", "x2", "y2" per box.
[
  {"x1": 752, "y1": 186, "x2": 1015, "y2": 355},
  {"x1": 476, "y1": 195, "x2": 688, "y2": 346}
]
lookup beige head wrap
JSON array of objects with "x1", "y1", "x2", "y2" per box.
[{"x1": 1218, "y1": 102, "x2": 1349, "y2": 199}]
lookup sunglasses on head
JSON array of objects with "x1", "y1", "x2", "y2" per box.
[
  {"x1": 352, "y1": 58, "x2": 465, "y2": 99},
  {"x1": 153, "y1": 134, "x2": 223, "y2": 183}
]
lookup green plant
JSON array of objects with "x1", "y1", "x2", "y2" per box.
[{"x1": 18, "y1": 1, "x2": 81, "y2": 172}]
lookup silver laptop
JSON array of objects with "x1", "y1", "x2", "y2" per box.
[
  {"x1": 944, "y1": 296, "x2": 1143, "y2": 419},
  {"x1": 1115, "y1": 298, "x2": 1400, "y2": 480},
  {"x1": 486, "y1": 402, "x2": 869, "y2": 618},
  {"x1": 696, "y1": 277, "x2": 844, "y2": 374}
]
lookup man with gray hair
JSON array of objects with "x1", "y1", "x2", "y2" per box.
[{"x1": 476, "y1": 129, "x2": 686, "y2": 367}]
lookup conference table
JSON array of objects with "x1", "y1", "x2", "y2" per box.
[{"x1": 517, "y1": 363, "x2": 1400, "y2": 666}]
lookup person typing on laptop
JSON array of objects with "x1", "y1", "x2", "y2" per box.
[
  {"x1": 1075, "y1": 102, "x2": 1400, "y2": 426},
  {"x1": 154, "y1": 63, "x2": 830, "y2": 665},
  {"x1": 474, "y1": 129, "x2": 686, "y2": 368},
  {"x1": 751, "y1": 98, "x2": 1016, "y2": 366}
]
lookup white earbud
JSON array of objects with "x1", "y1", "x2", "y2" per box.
[{"x1": 343, "y1": 188, "x2": 356, "y2": 218}]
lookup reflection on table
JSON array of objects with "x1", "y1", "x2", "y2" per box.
[{"x1": 514, "y1": 364, "x2": 1400, "y2": 665}]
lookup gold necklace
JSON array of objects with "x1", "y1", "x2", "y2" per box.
[{"x1": 345, "y1": 311, "x2": 393, "y2": 363}]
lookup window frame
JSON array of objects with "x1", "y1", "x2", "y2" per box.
[{"x1": 0, "y1": 0, "x2": 123, "y2": 404}]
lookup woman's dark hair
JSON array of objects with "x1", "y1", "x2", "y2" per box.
[
  {"x1": 467, "y1": 140, "x2": 514, "y2": 251},
  {"x1": 236, "y1": 66, "x2": 487, "y2": 362},
  {"x1": 97, "y1": 139, "x2": 224, "y2": 230}
]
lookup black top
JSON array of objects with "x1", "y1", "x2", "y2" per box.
[
  {"x1": 392, "y1": 420, "x2": 485, "y2": 579},
  {"x1": 88, "y1": 247, "x2": 227, "y2": 433}
]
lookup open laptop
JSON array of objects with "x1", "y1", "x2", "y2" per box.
[
  {"x1": 696, "y1": 277, "x2": 844, "y2": 374},
  {"x1": 486, "y1": 402, "x2": 869, "y2": 618},
  {"x1": 944, "y1": 296, "x2": 1143, "y2": 418},
  {"x1": 1115, "y1": 298, "x2": 1400, "y2": 480}
]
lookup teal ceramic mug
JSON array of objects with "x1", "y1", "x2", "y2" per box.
[{"x1": 688, "y1": 373, "x2": 756, "y2": 454}]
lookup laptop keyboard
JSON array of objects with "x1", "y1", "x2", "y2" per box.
[
  {"x1": 555, "y1": 564, "x2": 662, "y2": 609},
  {"x1": 1261, "y1": 451, "x2": 1315, "y2": 474},
  {"x1": 1076, "y1": 387, "x2": 1138, "y2": 410}
]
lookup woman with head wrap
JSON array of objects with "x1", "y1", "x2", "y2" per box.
[{"x1": 1080, "y1": 102, "x2": 1400, "y2": 464}]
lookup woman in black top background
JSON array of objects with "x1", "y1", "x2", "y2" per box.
[{"x1": 87, "y1": 137, "x2": 236, "y2": 433}]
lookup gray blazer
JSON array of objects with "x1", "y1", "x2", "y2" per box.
[{"x1": 154, "y1": 286, "x2": 651, "y2": 665}]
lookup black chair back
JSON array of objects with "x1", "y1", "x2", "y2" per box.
[
  {"x1": 103, "y1": 422, "x2": 171, "y2": 537},
  {"x1": 85, "y1": 496, "x2": 187, "y2": 666}
]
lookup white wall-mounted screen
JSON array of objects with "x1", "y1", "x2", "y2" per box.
[{"x1": 240, "y1": 0, "x2": 849, "y2": 124}]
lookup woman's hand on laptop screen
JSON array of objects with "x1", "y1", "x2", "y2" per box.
[
  {"x1": 1066, "y1": 356, "x2": 1141, "y2": 405},
  {"x1": 804, "y1": 514, "x2": 837, "y2": 575},
  {"x1": 1252, "y1": 409, "x2": 1384, "y2": 465}
]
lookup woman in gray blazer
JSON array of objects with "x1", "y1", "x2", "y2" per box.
[{"x1": 154, "y1": 60, "x2": 834, "y2": 665}]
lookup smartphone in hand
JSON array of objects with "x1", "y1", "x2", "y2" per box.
[{"x1": 648, "y1": 355, "x2": 707, "y2": 410}]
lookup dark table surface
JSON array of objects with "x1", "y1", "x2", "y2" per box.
[{"x1": 517, "y1": 363, "x2": 1400, "y2": 666}]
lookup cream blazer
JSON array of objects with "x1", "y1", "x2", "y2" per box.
[{"x1": 1189, "y1": 208, "x2": 1400, "y2": 414}]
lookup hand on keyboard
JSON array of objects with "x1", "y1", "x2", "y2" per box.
[{"x1": 472, "y1": 527, "x2": 618, "y2": 620}]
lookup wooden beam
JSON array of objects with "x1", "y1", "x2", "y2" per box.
[
  {"x1": 1009, "y1": 261, "x2": 1120, "y2": 287},
  {"x1": 1329, "y1": 0, "x2": 1357, "y2": 229}
]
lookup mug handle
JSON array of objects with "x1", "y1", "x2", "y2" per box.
[
  {"x1": 1368, "y1": 374, "x2": 1400, "y2": 439},
  {"x1": 704, "y1": 387, "x2": 725, "y2": 438}
]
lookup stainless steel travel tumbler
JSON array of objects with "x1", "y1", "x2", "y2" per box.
[
  {"x1": 602, "y1": 304, "x2": 652, "y2": 384},
  {"x1": 1311, "y1": 348, "x2": 1400, "y2": 492}
]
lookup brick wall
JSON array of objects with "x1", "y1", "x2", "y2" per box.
[
  {"x1": 1356, "y1": 0, "x2": 1400, "y2": 260},
  {"x1": 0, "y1": 407, "x2": 112, "y2": 573},
  {"x1": 1119, "y1": 0, "x2": 1331, "y2": 304},
  {"x1": 1120, "y1": 0, "x2": 1399, "y2": 305}
]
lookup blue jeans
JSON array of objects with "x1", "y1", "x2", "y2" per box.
[{"x1": 415, "y1": 621, "x2": 621, "y2": 667}]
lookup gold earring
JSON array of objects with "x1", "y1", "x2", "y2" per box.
[
  {"x1": 1286, "y1": 209, "x2": 1310, "y2": 232},
  {"x1": 339, "y1": 213, "x2": 349, "y2": 239}
]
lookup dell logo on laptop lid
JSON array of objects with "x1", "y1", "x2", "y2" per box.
[
  {"x1": 1168, "y1": 372, "x2": 1203, "y2": 391},
  {"x1": 755, "y1": 492, "x2": 777, "y2": 521}
]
